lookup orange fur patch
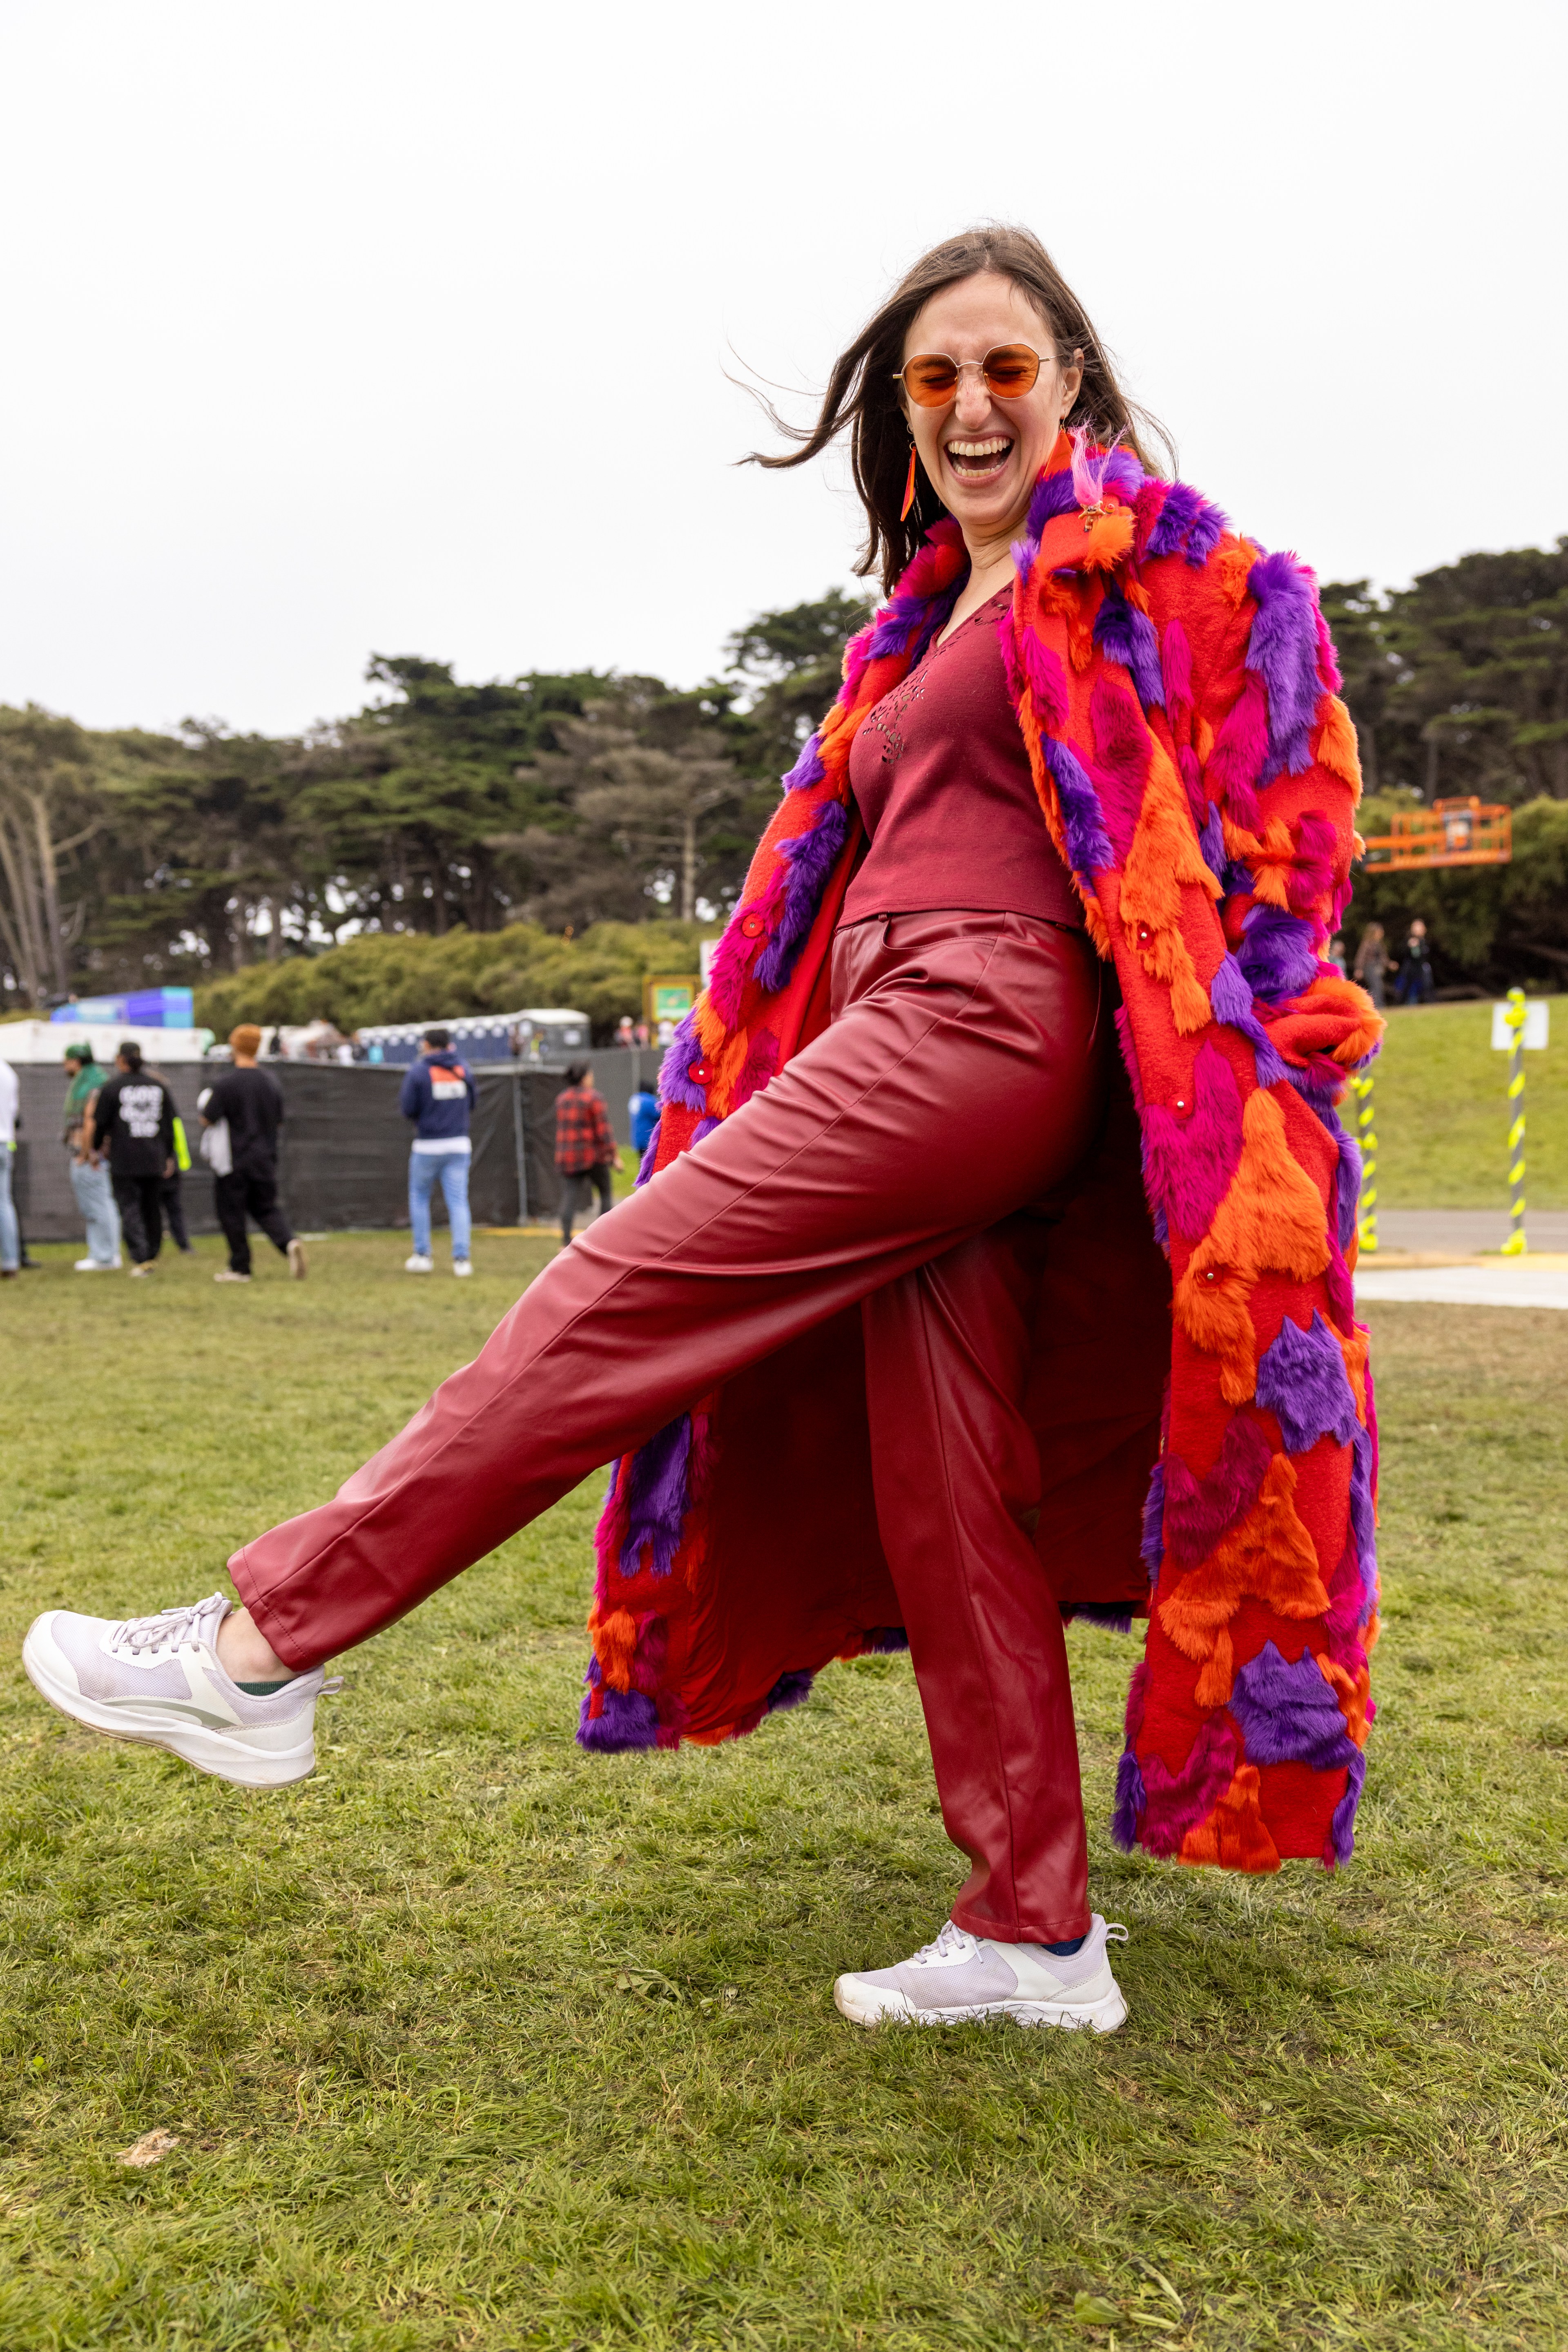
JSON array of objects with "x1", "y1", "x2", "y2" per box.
[
  {"x1": 1180, "y1": 1764, "x2": 1281, "y2": 1871},
  {"x1": 1159, "y1": 1452, "x2": 1328, "y2": 1662},
  {"x1": 1194, "y1": 1625, "x2": 1235, "y2": 1708},
  {"x1": 1214, "y1": 538, "x2": 1261, "y2": 609},
  {"x1": 1338, "y1": 1323, "x2": 1369, "y2": 1423},
  {"x1": 1245, "y1": 818, "x2": 1301, "y2": 911},
  {"x1": 590, "y1": 1606, "x2": 639, "y2": 1693},
  {"x1": 1317, "y1": 1650, "x2": 1372, "y2": 1749},
  {"x1": 1172, "y1": 1088, "x2": 1330, "y2": 1398},
  {"x1": 1314, "y1": 695, "x2": 1363, "y2": 798}
]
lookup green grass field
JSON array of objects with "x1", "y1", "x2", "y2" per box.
[
  {"x1": 2, "y1": 1235, "x2": 1566, "y2": 2350},
  {"x1": 1354, "y1": 997, "x2": 1566, "y2": 1210}
]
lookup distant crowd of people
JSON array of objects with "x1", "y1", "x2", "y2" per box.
[
  {"x1": 1322, "y1": 918, "x2": 1434, "y2": 1008},
  {"x1": 0, "y1": 1020, "x2": 655, "y2": 1280}
]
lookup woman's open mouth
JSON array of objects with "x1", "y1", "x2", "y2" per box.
[{"x1": 943, "y1": 436, "x2": 1013, "y2": 485}]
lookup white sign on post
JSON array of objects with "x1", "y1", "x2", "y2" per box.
[{"x1": 1490, "y1": 1001, "x2": 1550, "y2": 1051}]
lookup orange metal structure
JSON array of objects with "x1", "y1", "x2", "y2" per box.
[{"x1": 1358, "y1": 796, "x2": 1512, "y2": 871}]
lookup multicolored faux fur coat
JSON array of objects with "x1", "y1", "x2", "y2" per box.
[{"x1": 579, "y1": 429, "x2": 1384, "y2": 1877}]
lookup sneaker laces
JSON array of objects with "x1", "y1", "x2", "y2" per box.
[
  {"x1": 109, "y1": 1593, "x2": 228, "y2": 1660},
  {"x1": 910, "y1": 1919, "x2": 977, "y2": 1968}
]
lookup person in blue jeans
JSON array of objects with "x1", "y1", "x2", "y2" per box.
[{"x1": 399, "y1": 1030, "x2": 476, "y2": 1277}]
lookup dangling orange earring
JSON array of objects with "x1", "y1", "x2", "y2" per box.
[{"x1": 900, "y1": 441, "x2": 919, "y2": 523}]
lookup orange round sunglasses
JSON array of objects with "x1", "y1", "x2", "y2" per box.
[{"x1": 894, "y1": 343, "x2": 1046, "y2": 407}]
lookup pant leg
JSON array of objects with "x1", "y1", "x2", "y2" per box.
[
  {"x1": 0, "y1": 1150, "x2": 18, "y2": 1272},
  {"x1": 162, "y1": 1173, "x2": 191, "y2": 1250},
  {"x1": 138, "y1": 1176, "x2": 164, "y2": 1261},
  {"x1": 232, "y1": 911, "x2": 1107, "y2": 1672},
  {"x1": 439, "y1": 1155, "x2": 472, "y2": 1260},
  {"x1": 408, "y1": 1154, "x2": 436, "y2": 1256},
  {"x1": 113, "y1": 1174, "x2": 152, "y2": 1265},
  {"x1": 245, "y1": 1173, "x2": 293, "y2": 1255},
  {"x1": 590, "y1": 1161, "x2": 615, "y2": 1220},
  {"x1": 214, "y1": 1172, "x2": 252, "y2": 1273},
  {"x1": 862, "y1": 1216, "x2": 1090, "y2": 1945},
  {"x1": 71, "y1": 1161, "x2": 119, "y2": 1264},
  {"x1": 559, "y1": 1170, "x2": 589, "y2": 1243}
]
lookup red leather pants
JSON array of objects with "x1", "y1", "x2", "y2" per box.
[{"x1": 233, "y1": 909, "x2": 1109, "y2": 1942}]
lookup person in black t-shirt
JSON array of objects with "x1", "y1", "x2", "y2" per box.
[
  {"x1": 88, "y1": 1043, "x2": 178, "y2": 1275},
  {"x1": 201, "y1": 1025, "x2": 306, "y2": 1284}
]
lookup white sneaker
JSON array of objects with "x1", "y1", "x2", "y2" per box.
[
  {"x1": 833, "y1": 1916, "x2": 1128, "y2": 2032},
  {"x1": 453, "y1": 1258, "x2": 473, "y2": 1277},
  {"x1": 214, "y1": 1269, "x2": 252, "y2": 1283},
  {"x1": 74, "y1": 1258, "x2": 117, "y2": 1273},
  {"x1": 22, "y1": 1593, "x2": 333, "y2": 1789},
  {"x1": 404, "y1": 1253, "x2": 433, "y2": 1273}
]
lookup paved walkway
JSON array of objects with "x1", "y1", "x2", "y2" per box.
[
  {"x1": 1354, "y1": 1259, "x2": 1568, "y2": 1309},
  {"x1": 1373, "y1": 1208, "x2": 1568, "y2": 1253}
]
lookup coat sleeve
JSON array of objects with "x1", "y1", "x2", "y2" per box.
[{"x1": 398, "y1": 1065, "x2": 424, "y2": 1122}]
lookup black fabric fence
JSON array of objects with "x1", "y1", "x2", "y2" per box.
[{"x1": 9, "y1": 1059, "x2": 593, "y2": 1245}]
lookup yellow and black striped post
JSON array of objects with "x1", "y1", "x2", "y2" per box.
[
  {"x1": 1351, "y1": 1069, "x2": 1377, "y2": 1254},
  {"x1": 1501, "y1": 987, "x2": 1528, "y2": 1256}
]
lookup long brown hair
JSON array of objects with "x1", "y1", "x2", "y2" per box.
[{"x1": 747, "y1": 224, "x2": 1170, "y2": 592}]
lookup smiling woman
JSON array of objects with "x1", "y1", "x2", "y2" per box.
[{"x1": 25, "y1": 224, "x2": 1384, "y2": 2047}]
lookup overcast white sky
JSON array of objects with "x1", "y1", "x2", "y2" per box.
[{"x1": 1, "y1": 0, "x2": 1564, "y2": 739}]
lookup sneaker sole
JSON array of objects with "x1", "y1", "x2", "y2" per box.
[
  {"x1": 22, "y1": 1627, "x2": 317, "y2": 1790},
  {"x1": 833, "y1": 1976, "x2": 1127, "y2": 2034}
]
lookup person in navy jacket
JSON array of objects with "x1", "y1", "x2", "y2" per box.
[{"x1": 399, "y1": 1030, "x2": 477, "y2": 1276}]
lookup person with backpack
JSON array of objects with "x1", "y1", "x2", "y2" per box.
[
  {"x1": 87, "y1": 1043, "x2": 177, "y2": 1276},
  {"x1": 201, "y1": 1025, "x2": 306, "y2": 1283},
  {"x1": 399, "y1": 1029, "x2": 475, "y2": 1275}
]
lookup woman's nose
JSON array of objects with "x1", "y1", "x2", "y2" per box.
[{"x1": 952, "y1": 366, "x2": 992, "y2": 427}]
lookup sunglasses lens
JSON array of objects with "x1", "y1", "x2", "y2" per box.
[
  {"x1": 903, "y1": 355, "x2": 959, "y2": 407},
  {"x1": 983, "y1": 346, "x2": 1041, "y2": 397}
]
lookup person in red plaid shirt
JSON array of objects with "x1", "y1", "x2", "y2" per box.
[{"x1": 553, "y1": 1063, "x2": 622, "y2": 1244}]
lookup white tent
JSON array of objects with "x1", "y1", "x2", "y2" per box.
[{"x1": 0, "y1": 1021, "x2": 214, "y2": 1065}]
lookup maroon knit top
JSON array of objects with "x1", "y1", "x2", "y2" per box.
[{"x1": 842, "y1": 588, "x2": 1084, "y2": 929}]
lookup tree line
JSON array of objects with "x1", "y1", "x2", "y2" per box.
[{"x1": 1, "y1": 536, "x2": 1564, "y2": 1034}]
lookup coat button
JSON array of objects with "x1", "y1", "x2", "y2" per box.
[
  {"x1": 1136, "y1": 922, "x2": 1155, "y2": 949},
  {"x1": 740, "y1": 913, "x2": 763, "y2": 939},
  {"x1": 689, "y1": 1061, "x2": 712, "y2": 1085}
]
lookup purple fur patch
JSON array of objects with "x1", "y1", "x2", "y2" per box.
[
  {"x1": 1247, "y1": 552, "x2": 1322, "y2": 780},
  {"x1": 782, "y1": 732, "x2": 825, "y2": 793},
  {"x1": 865, "y1": 1625, "x2": 909, "y2": 1653},
  {"x1": 1140, "y1": 1457, "x2": 1166, "y2": 1577},
  {"x1": 577, "y1": 1679, "x2": 660, "y2": 1752},
  {"x1": 691, "y1": 1116, "x2": 720, "y2": 1144},
  {"x1": 1198, "y1": 804, "x2": 1225, "y2": 881},
  {"x1": 753, "y1": 797, "x2": 851, "y2": 994},
  {"x1": 1065, "y1": 1603, "x2": 1134, "y2": 1632},
  {"x1": 1161, "y1": 1412, "x2": 1274, "y2": 1566},
  {"x1": 1141, "y1": 1041, "x2": 1244, "y2": 1241},
  {"x1": 1041, "y1": 735, "x2": 1115, "y2": 877},
  {"x1": 620, "y1": 1414, "x2": 693, "y2": 1578},
  {"x1": 1111, "y1": 1748, "x2": 1146, "y2": 1850},
  {"x1": 1088, "y1": 675, "x2": 1151, "y2": 858},
  {"x1": 1239, "y1": 902, "x2": 1320, "y2": 1003},
  {"x1": 1209, "y1": 952, "x2": 1290, "y2": 1087},
  {"x1": 658, "y1": 1007, "x2": 708, "y2": 1113},
  {"x1": 1329, "y1": 1747, "x2": 1366, "y2": 1867},
  {"x1": 766, "y1": 1670, "x2": 814, "y2": 1712},
  {"x1": 1137, "y1": 1721, "x2": 1239, "y2": 1858},
  {"x1": 1254, "y1": 1312, "x2": 1357, "y2": 1456},
  {"x1": 634, "y1": 1119, "x2": 662, "y2": 1186},
  {"x1": 1093, "y1": 587, "x2": 1166, "y2": 712},
  {"x1": 1229, "y1": 1640, "x2": 1357, "y2": 1771},
  {"x1": 1026, "y1": 463, "x2": 1080, "y2": 538}
]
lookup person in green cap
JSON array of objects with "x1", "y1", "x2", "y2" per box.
[{"x1": 61, "y1": 1042, "x2": 122, "y2": 1272}]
